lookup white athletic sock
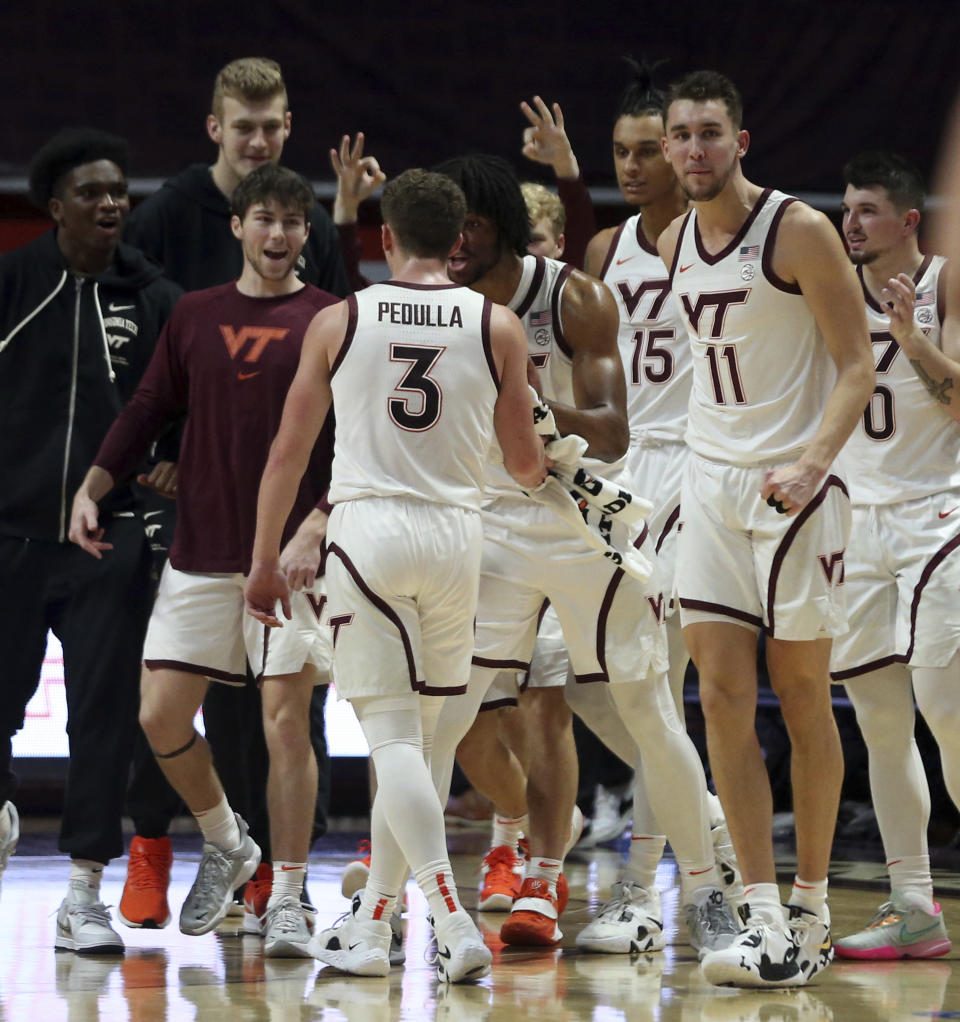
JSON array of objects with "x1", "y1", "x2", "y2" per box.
[
  {"x1": 414, "y1": 860, "x2": 462, "y2": 922},
  {"x1": 492, "y1": 813, "x2": 526, "y2": 851},
  {"x1": 788, "y1": 876, "x2": 829, "y2": 920},
  {"x1": 193, "y1": 795, "x2": 240, "y2": 851},
  {"x1": 68, "y1": 859, "x2": 105, "y2": 901},
  {"x1": 888, "y1": 854, "x2": 935, "y2": 911},
  {"x1": 525, "y1": 855, "x2": 561, "y2": 898},
  {"x1": 677, "y1": 860, "x2": 722, "y2": 904},
  {"x1": 268, "y1": 861, "x2": 306, "y2": 908},
  {"x1": 623, "y1": 834, "x2": 665, "y2": 890},
  {"x1": 743, "y1": 882, "x2": 784, "y2": 926},
  {"x1": 358, "y1": 883, "x2": 399, "y2": 923}
]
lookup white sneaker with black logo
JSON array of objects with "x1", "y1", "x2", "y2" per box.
[{"x1": 433, "y1": 911, "x2": 492, "y2": 984}]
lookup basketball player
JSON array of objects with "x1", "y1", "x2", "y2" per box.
[
  {"x1": 830, "y1": 151, "x2": 958, "y2": 960},
  {"x1": 69, "y1": 164, "x2": 337, "y2": 958},
  {"x1": 431, "y1": 154, "x2": 738, "y2": 954},
  {"x1": 244, "y1": 168, "x2": 545, "y2": 982},
  {"x1": 657, "y1": 70, "x2": 875, "y2": 987}
]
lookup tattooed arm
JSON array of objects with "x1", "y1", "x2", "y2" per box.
[{"x1": 883, "y1": 266, "x2": 960, "y2": 422}]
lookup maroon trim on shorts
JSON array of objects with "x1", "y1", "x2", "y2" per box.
[
  {"x1": 260, "y1": 626, "x2": 270, "y2": 682},
  {"x1": 551, "y1": 263, "x2": 575, "y2": 359},
  {"x1": 765, "y1": 473, "x2": 849, "y2": 637},
  {"x1": 761, "y1": 198, "x2": 803, "y2": 295},
  {"x1": 655, "y1": 505, "x2": 681, "y2": 555},
  {"x1": 471, "y1": 655, "x2": 530, "y2": 672},
  {"x1": 678, "y1": 599, "x2": 764, "y2": 629},
  {"x1": 480, "y1": 298, "x2": 499, "y2": 390},
  {"x1": 694, "y1": 188, "x2": 772, "y2": 265},
  {"x1": 328, "y1": 542, "x2": 466, "y2": 696},
  {"x1": 330, "y1": 294, "x2": 358, "y2": 378},
  {"x1": 902, "y1": 528, "x2": 960, "y2": 663},
  {"x1": 479, "y1": 697, "x2": 519, "y2": 710},
  {"x1": 830, "y1": 654, "x2": 900, "y2": 682},
  {"x1": 513, "y1": 256, "x2": 546, "y2": 321},
  {"x1": 599, "y1": 221, "x2": 627, "y2": 280},
  {"x1": 668, "y1": 211, "x2": 693, "y2": 288},
  {"x1": 591, "y1": 567, "x2": 625, "y2": 682},
  {"x1": 633, "y1": 522, "x2": 650, "y2": 549},
  {"x1": 573, "y1": 671, "x2": 610, "y2": 683},
  {"x1": 143, "y1": 659, "x2": 247, "y2": 686},
  {"x1": 536, "y1": 598, "x2": 551, "y2": 629}
]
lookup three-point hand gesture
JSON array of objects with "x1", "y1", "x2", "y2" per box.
[
  {"x1": 330, "y1": 132, "x2": 386, "y2": 225},
  {"x1": 520, "y1": 96, "x2": 579, "y2": 180}
]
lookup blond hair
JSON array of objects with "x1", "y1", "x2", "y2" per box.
[
  {"x1": 521, "y1": 182, "x2": 565, "y2": 239},
  {"x1": 212, "y1": 57, "x2": 287, "y2": 119}
]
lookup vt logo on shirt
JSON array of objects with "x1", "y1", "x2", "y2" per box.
[{"x1": 219, "y1": 325, "x2": 290, "y2": 380}]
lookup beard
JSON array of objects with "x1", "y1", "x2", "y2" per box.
[{"x1": 847, "y1": 250, "x2": 876, "y2": 266}]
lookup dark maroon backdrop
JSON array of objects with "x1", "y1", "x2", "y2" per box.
[{"x1": 3, "y1": 0, "x2": 959, "y2": 194}]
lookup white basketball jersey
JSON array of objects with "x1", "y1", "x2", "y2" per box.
[
  {"x1": 601, "y1": 214, "x2": 692, "y2": 443},
  {"x1": 671, "y1": 189, "x2": 836, "y2": 466},
  {"x1": 329, "y1": 282, "x2": 499, "y2": 511},
  {"x1": 838, "y1": 255, "x2": 960, "y2": 505}
]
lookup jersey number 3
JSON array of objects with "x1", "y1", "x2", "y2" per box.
[{"x1": 389, "y1": 344, "x2": 444, "y2": 431}]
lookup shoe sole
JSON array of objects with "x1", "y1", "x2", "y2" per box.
[
  {"x1": 478, "y1": 891, "x2": 514, "y2": 912},
  {"x1": 500, "y1": 912, "x2": 562, "y2": 947},
  {"x1": 437, "y1": 949, "x2": 493, "y2": 984},
  {"x1": 117, "y1": 908, "x2": 171, "y2": 930},
  {"x1": 55, "y1": 937, "x2": 125, "y2": 955},
  {"x1": 264, "y1": 937, "x2": 312, "y2": 959},
  {"x1": 701, "y1": 956, "x2": 805, "y2": 988},
  {"x1": 312, "y1": 945, "x2": 390, "y2": 977},
  {"x1": 575, "y1": 930, "x2": 667, "y2": 954},
  {"x1": 179, "y1": 848, "x2": 261, "y2": 937},
  {"x1": 834, "y1": 936, "x2": 952, "y2": 960}
]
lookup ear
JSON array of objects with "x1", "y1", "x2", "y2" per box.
[
  {"x1": 48, "y1": 197, "x2": 63, "y2": 224},
  {"x1": 283, "y1": 110, "x2": 292, "y2": 142},
  {"x1": 381, "y1": 223, "x2": 393, "y2": 257},
  {"x1": 904, "y1": 208, "x2": 921, "y2": 235},
  {"x1": 231, "y1": 214, "x2": 243, "y2": 240},
  {"x1": 556, "y1": 232, "x2": 566, "y2": 258},
  {"x1": 207, "y1": 113, "x2": 222, "y2": 146},
  {"x1": 736, "y1": 129, "x2": 750, "y2": 159}
]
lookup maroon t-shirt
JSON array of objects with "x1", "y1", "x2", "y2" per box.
[{"x1": 96, "y1": 281, "x2": 339, "y2": 573}]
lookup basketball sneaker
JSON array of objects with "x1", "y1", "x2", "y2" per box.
[
  {"x1": 711, "y1": 821, "x2": 745, "y2": 907},
  {"x1": 264, "y1": 894, "x2": 312, "y2": 958},
  {"x1": 55, "y1": 878, "x2": 125, "y2": 954},
  {"x1": 684, "y1": 886, "x2": 740, "y2": 958},
  {"x1": 118, "y1": 835, "x2": 172, "y2": 929},
  {"x1": 833, "y1": 890, "x2": 951, "y2": 960},
  {"x1": 478, "y1": 844, "x2": 524, "y2": 911},
  {"x1": 575, "y1": 879, "x2": 666, "y2": 954},
  {"x1": 348, "y1": 892, "x2": 405, "y2": 965},
  {"x1": 300, "y1": 875, "x2": 318, "y2": 932},
  {"x1": 309, "y1": 900, "x2": 392, "y2": 977},
  {"x1": 500, "y1": 877, "x2": 562, "y2": 946},
  {"x1": 179, "y1": 814, "x2": 261, "y2": 936},
  {"x1": 0, "y1": 801, "x2": 19, "y2": 901},
  {"x1": 240, "y1": 862, "x2": 273, "y2": 934},
  {"x1": 340, "y1": 838, "x2": 371, "y2": 899},
  {"x1": 701, "y1": 908, "x2": 804, "y2": 988},
  {"x1": 433, "y1": 910, "x2": 493, "y2": 983},
  {"x1": 788, "y1": 904, "x2": 834, "y2": 981}
]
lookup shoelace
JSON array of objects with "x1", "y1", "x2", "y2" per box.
[
  {"x1": 190, "y1": 847, "x2": 233, "y2": 904},
  {"x1": 266, "y1": 900, "x2": 305, "y2": 935},
  {"x1": 127, "y1": 849, "x2": 170, "y2": 890},
  {"x1": 67, "y1": 901, "x2": 115, "y2": 928},
  {"x1": 482, "y1": 845, "x2": 521, "y2": 876}
]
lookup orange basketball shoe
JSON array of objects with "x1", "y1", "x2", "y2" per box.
[
  {"x1": 241, "y1": 862, "x2": 273, "y2": 935},
  {"x1": 500, "y1": 877, "x2": 562, "y2": 946},
  {"x1": 119, "y1": 836, "x2": 172, "y2": 929},
  {"x1": 478, "y1": 845, "x2": 524, "y2": 911}
]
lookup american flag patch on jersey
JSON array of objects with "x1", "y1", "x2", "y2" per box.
[
  {"x1": 738, "y1": 245, "x2": 759, "y2": 261},
  {"x1": 916, "y1": 290, "x2": 935, "y2": 307},
  {"x1": 530, "y1": 309, "x2": 551, "y2": 327}
]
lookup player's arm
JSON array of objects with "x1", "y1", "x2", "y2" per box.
[
  {"x1": 279, "y1": 507, "x2": 328, "y2": 593},
  {"x1": 655, "y1": 216, "x2": 683, "y2": 273},
  {"x1": 245, "y1": 303, "x2": 345, "y2": 625},
  {"x1": 584, "y1": 226, "x2": 618, "y2": 280},
  {"x1": 880, "y1": 263, "x2": 960, "y2": 422},
  {"x1": 762, "y1": 204, "x2": 875, "y2": 513},
  {"x1": 490, "y1": 305, "x2": 548, "y2": 489},
  {"x1": 68, "y1": 466, "x2": 117, "y2": 558},
  {"x1": 542, "y1": 271, "x2": 629, "y2": 461}
]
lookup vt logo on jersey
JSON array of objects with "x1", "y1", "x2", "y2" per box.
[
  {"x1": 219, "y1": 325, "x2": 290, "y2": 381},
  {"x1": 614, "y1": 278, "x2": 672, "y2": 321},
  {"x1": 818, "y1": 550, "x2": 845, "y2": 586},
  {"x1": 679, "y1": 290, "x2": 750, "y2": 339}
]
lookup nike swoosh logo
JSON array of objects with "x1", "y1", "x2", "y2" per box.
[
  {"x1": 679, "y1": 263, "x2": 695, "y2": 273},
  {"x1": 108, "y1": 302, "x2": 135, "y2": 312},
  {"x1": 900, "y1": 919, "x2": 941, "y2": 942},
  {"x1": 143, "y1": 510, "x2": 164, "y2": 519},
  {"x1": 939, "y1": 507, "x2": 958, "y2": 519},
  {"x1": 238, "y1": 371, "x2": 261, "y2": 381},
  {"x1": 438, "y1": 946, "x2": 452, "y2": 959},
  {"x1": 280, "y1": 864, "x2": 300, "y2": 871},
  {"x1": 615, "y1": 256, "x2": 635, "y2": 266}
]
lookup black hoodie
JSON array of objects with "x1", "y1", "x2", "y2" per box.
[
  {"x1": 125, "y1": 163, "x2": 350, "y2": 297},
  {"x1": 0, "y1": 230, "x2": 182, "y2": 542}
]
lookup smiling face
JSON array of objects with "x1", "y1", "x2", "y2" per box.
[
  {"x1": 232, "y1": 199, "x2": 309, "y2": 283},
  {"x1": 208, "y1": 94, "x2": 291, "y2": 194},
  {"x1": 446, "y1": 212, "x2": 503, "y2": 285},
  {"x1": 841, "y1": 184, "x2": 915, "y2": 265},
  {"x1": 661, "y1": 98, "x2": 746, "y2": 202},
  {"x1": 613, "y1": 113, "x2": 677, "y2": 208},
  {"x1": 49, "y1": 159, "x2": 129, "y2": 256}
]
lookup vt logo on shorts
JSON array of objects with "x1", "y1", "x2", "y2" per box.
[
  {"x1": 219, "y1": 325, "x2": 290, "y2": 381},
  {"x1": 817, "y1": 550, "x2": 846, "y2": 586}
]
